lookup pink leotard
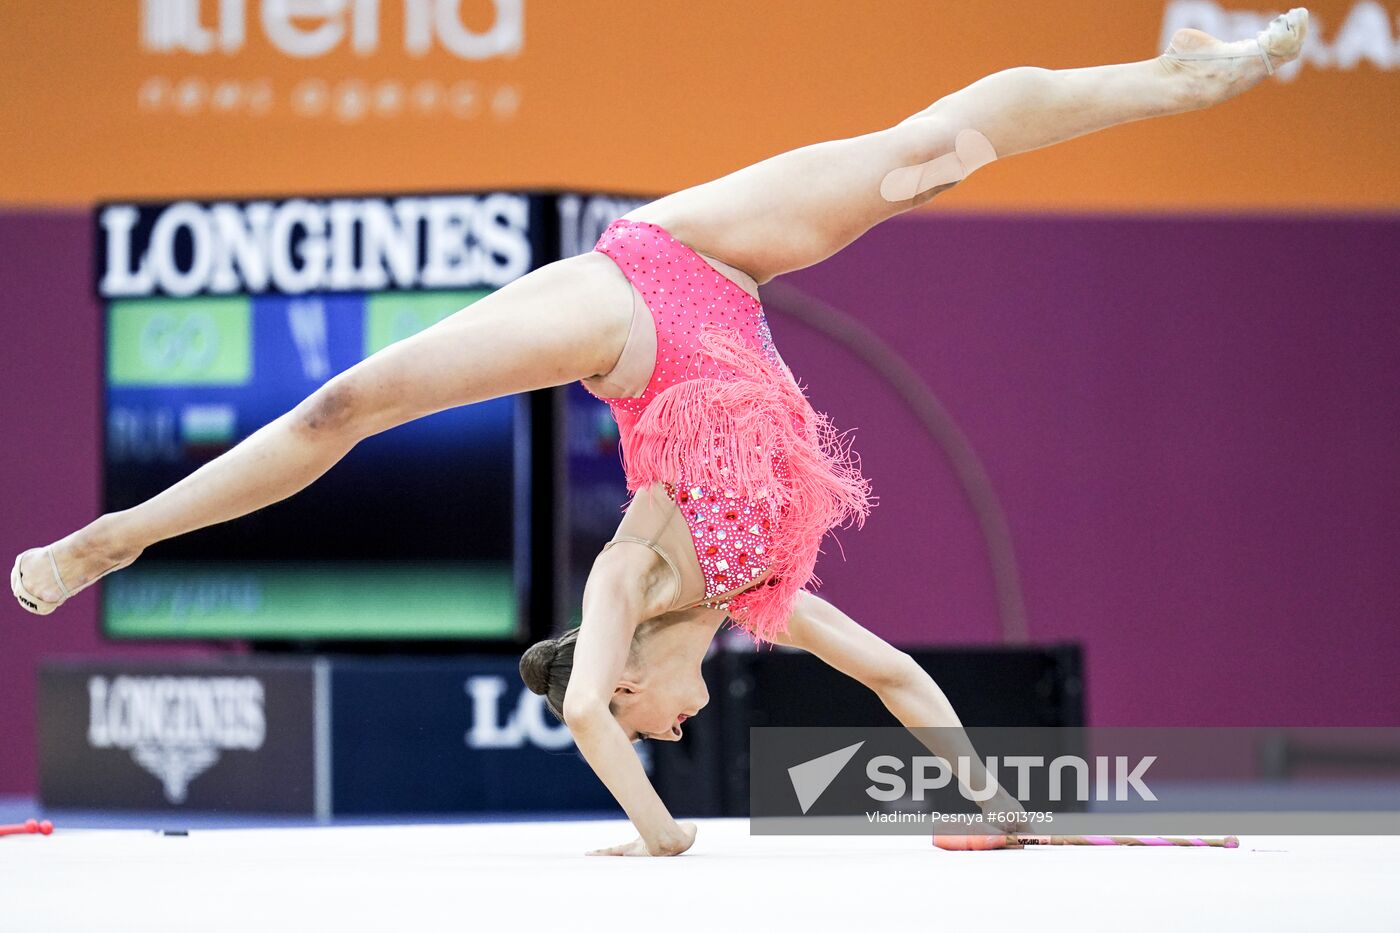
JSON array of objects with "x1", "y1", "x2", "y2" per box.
[{"x1": 583, "y1": 218, "x2": 871, "y2": 643}]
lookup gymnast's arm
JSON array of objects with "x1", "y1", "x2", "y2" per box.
[
  {"x1": 773, "y1": 591, "x2": 1025, "y2": 825},
  {"x1": 562, "y1": 606, "x2": 696, "y2": 857}
]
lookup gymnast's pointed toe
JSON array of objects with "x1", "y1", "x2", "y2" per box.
[
  {"x1": 12, "y1": 548, "x2": 61, "y2": 615},
  {"x1": 1259, "y1": 7, "x2": 1309, "y2": 69}
]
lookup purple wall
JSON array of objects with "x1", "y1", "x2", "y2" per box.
[
  {"x1": 0, "y1": 211, "x2": 207, "y2": 796},
  {"x1": 1, "y1": 208, "x2": 1396, "y2": 794},
  {"x1": 779, "y1": 213, "x2": 1400, "y2": 729}
]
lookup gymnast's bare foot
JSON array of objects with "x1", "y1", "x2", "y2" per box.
[
  {"x1": 11, "y1": 518, "x2": 142, "y2": 615},
  {"x1": 1160, "y1": 8, "x2": 1309, "y2": 104}
]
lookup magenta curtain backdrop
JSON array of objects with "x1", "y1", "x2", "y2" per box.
[{"x1": 2, "y1": 208, "x2": 1396, "y2": 794}]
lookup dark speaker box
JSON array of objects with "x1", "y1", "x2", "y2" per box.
[{"x1": 651, "y1": 643, "x2": 1085, "y2": 817}]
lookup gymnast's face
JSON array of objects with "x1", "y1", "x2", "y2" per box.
[{"x1": 610, "y1": 637, "x2": 710, "y2": 743}]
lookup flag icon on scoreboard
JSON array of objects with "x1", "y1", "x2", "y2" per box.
[{"x1": 181, "y1": 404, "x2": 237, "y2": 459}]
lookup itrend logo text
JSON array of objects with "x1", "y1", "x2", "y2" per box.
[{"x1": 142, "y1": 0, "x2": 524, "y2": 60}]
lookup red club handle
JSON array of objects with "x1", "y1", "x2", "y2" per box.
[{"x1": 0, "y1": 819, "x2": 54, "y2": 838}]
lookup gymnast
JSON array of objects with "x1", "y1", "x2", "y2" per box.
[{"x1": 14, "y1": 11, "x2": 1308, "y2": 855}]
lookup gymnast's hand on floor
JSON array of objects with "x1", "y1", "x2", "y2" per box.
[{"x1": 587, "y1": 821, "x2": 698, "y2": 857}]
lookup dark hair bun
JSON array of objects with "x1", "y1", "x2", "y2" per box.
[{"x1": 519, "y1": 638, "x2": 558, "y2": 695}]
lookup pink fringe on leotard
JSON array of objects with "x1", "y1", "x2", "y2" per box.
[{"x1": 620, "y1": 327, "x2": 873, "y2": 643}]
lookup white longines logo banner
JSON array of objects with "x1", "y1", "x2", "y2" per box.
[
  {"x1": 43, "y1": 661, "x2": 318, "y2": 816},
  {"x1": 463, "y1": 675, "x2": 573, "y2": 751},
  {"x1": 98, "y1": 193, "x2": 535, "y2": 299},
  {"x1": 86, "y1": 675, "x2": 267, "y2": 803}
]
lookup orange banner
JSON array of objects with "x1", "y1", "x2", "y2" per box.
[{"x1": 2, "y1": 1, "x2": 1398, "y2": 211}]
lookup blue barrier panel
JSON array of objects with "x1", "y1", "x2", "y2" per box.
[{"x1": 331, "y1": 657, "x2": 617, "y2": 814}]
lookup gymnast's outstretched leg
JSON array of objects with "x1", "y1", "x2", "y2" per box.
[
  {"x1": 12, "y1": 253, "x2": 635, "y2": 611},
  {"x1": 12, "y1": 10, "x2": 1308, "y2": 613},
  {"x1": 629, "y1": 10, "x2": 1308, "y2": 282}
]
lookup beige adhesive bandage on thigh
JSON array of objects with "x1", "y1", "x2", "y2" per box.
[
  {"x1": 602, "y1": 484, "x2": 707, "y2": 613},
  {"x1": 880, "y1": 128, "x2": 998, "y2": 203}
]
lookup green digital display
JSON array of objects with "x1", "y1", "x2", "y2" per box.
[
  {"x1": 104, "y1": 563, "x2": 516, "y2": 640},
  {"x1": 107, "y1": 297, "x2": 253, "y2": 386},
  {"x1": 364, "y1": 290, "x2": 490, "y2": 356},
  {"x1": 104, "y1": 288, "x2": 521, "y2": 642}
]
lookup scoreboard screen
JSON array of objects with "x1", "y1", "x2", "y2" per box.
[{"x1": 98, "y1": 194, "x2": 535, "y2": 641}]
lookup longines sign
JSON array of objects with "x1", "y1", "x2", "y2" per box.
[
  {"x1": 97, "y1": 193, "x2": 537, "y2": 299},
  {"x1": 39, "y1": 656, "x2": 614, "y2": 815},
  {"x1": 39, "y1": 660, "x2": 323, "y2": 815}
]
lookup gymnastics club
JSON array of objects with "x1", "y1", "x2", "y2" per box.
[
  {"x1": 933, "y1": 833, "x2": 1238, "y2": 850},
  {"x1": 0, "y1": 819, "x2": 54, "y2": 838}
]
